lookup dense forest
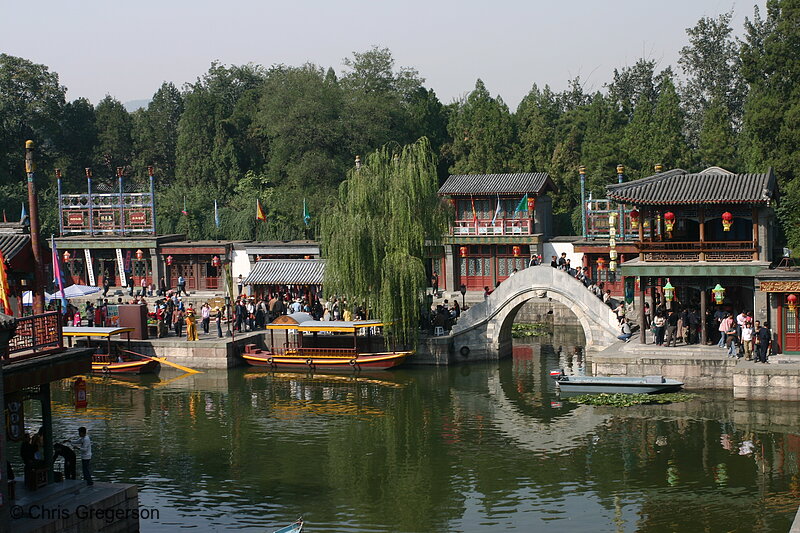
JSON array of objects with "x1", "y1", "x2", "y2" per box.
[{"x1": 1, "y1": 2, "x2": 799, "y2": 247}]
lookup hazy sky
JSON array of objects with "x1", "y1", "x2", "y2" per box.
[{"x1": 1, "y1": 0, "x2": 765, "y2": 109}]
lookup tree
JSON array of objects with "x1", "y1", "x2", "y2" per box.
[
  {"x1": 322, "y1": 138, "x2": 448, "y2": 348},
  {"x1": 650, "y1": 77, "x2": 689, "y2": 171},
  {"x1": 513, "y1": 84, "x2": 561, "y2": 174},
  {"x1": 132, "y1": 82, "x2": 184, "y2": 182},
  {"x1": 581, "y1": 92, "x2": 624, "y2": 193},
  {"x1": 678, "y1": 11, "x2": 746, "y2": 147},
  {"x1": 607, "y1": 59, "x2": 658, "y2": 120},
  {"x1": 94, "y1": 96, "x2": 133, "y2": 174},
  {"x1": 447, "y1": 79, "x2": 514, "y2": 174},
  {"x1": 57, "y1": 97, "x2": 97, "y2": 188},
  {"x1": 698, "y1": 96, "x2": 737, "y2": 169}
]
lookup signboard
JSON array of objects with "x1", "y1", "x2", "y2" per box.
[
  {"x1": 759, "y1": 280, "x2": 800, "y2": 292},
  {"x1": 116, "y1": 248, "x2": 127, "y2": 287},
  {"x1": 97, "y1": 212, "x2": 115, "y2": 225},
  {"x1": 67, "y1": 212, "x2": 84, "y2": 226},
  {"x1": 5, "y1": 396, "x2": 23, "y2": 442},
  {"x1": 85, "y1": 248, "x2": 96, "y2": 286},
  {"x1": 129, "y1": 211, "x2": 147, "y2": 224}
]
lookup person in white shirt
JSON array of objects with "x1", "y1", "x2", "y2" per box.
[
  {"x1": 741, "y1": 322, "x2": 754, "y2": 360},
  {"x1": 72, "y1": 426, "x2": 93, "y2": 486}
]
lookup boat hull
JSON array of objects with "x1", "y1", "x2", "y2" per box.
[
  {"x1": 243, "y1": 352, "x2": 411, "y2": 371},
  {"x1": 554, "y1": 375, "x2": 684, "y2": 394},
  {"x1": 92, "y1": 359, "x2": 161, "y2": 375}
]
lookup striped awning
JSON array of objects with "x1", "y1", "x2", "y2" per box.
[{"x1": 244, "y1": 259, "x2": 325, "y2": 285}]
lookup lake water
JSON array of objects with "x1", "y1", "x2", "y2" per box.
[{"x1": 30, "y1": 332, "x2": 800, "y2": 532}]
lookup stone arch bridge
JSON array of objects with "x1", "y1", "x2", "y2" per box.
[{"x1": 450, "y1": 265, "x2": 620, "y2": 359}]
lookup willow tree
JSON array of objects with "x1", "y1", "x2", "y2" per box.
[{"x1": 322, "y1": 137, "x2": 448, "y2": 349}]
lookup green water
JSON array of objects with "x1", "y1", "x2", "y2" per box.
[{"x1": 24, "y1": 337, "x2": 800, "y2": 532}]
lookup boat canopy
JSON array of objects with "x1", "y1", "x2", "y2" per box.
[
  {"x1": 266, "y1": 313, "x2": 384, "y2": 333},
  {"x1": 62, "y1": 326, "x2": 136, "y2": 338}
]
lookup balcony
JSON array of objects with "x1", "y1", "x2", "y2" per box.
[
  {"x1": 637, "y1": 240, "x2": 758, "y2": 262},
  {"x1": 451, "y1": 219, "x2": 533, "y2": 236},
  {"x1": 2, "y1": 312, "x2": 64, "y2": 363}
]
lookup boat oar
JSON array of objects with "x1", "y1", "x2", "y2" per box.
[{"x1": 150, "y1": 357, "x2": 201, "y2": 374}]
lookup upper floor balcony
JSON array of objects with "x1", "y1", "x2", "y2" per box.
[
  {"x1": 637, "y1": 240, "x2": 759, "y2": 262},
  {"x1": 1, "y1": 311, "x2": 63, "y2": 364},
  {"x1": 451, "y1": 218, "x2": 534, "y2": 236}
]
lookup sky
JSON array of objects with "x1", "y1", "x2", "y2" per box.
[{"x1": 1, "y1": 0, "x2": 766, "y2": 110}]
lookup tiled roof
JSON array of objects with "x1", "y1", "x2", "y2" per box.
[
  {"x1": 244, "y1": 259, "x2": 325, "y2": 285},
  {"x1": 438, "y1": 173, "x2": 557, "y2": 195},
  {"x1": 0, "y1": 233, "x2": 30, "y2": 260},
  {"x1": 606, "y1": 168, "x2": 778, "y2": 205}
]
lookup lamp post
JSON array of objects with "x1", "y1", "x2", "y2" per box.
[{"x1": 460, "y1": 284, "x2": 467, "y2": 310}]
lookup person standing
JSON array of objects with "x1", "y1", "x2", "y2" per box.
[
  {"x1": 215, "y1": 307, "x2": 223, "y2": 337},
  {"x1": 185, "y1": 305, "x2": 199, "y2": 341},
  {"x1": 177, "y1": 275, "x2": 186, "y2": 297},
  {"x1": 86, "y1": 302, "x2": 94, "y2": 327},
  {"x1": 201, "y1": 303, "x2": 211, "y2": 335},
  {"x1": 755, "y1": 321, "x2": 771, "y2": 363},
  {"x1": 741, "y1": 320, "x2": 754, "y2": 360},
  {"x1": 140, "y1": 276, "x2": 147, "y2": 297},
  {"x1": 431, "y1": 271, "x2": 439, "y2": 296},
  {"x1": 102, "y1": 274, "x2": 110, "y2": 297},
  {"x1": 71, "y1": 427, "x2": 93, "y2": 486},
  {"x1": 653, "y1": 312, "x2": 666, "y2": 346},
  {"x1": 664, "y1": 309, "x2": 679, "y2": 347},
  {"x1": 173, "y1": 307, "x2": 184, "y2": 338},
  {"x1": 237, "y1": 274, "x2": 244, "y2": 296}
]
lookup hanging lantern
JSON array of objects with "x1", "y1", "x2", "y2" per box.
[
  {"x1": 664, "y1": 211, "x2": 675, "y2": 232},
  {"x1": 608, "y1": 212, "x2": 618, "y2": 228},
  {"x1": 663, "y1": 281, "x2": 675, "y2": 302},
  {"x1": 788, "y1": 293, "x2": 799, "y2": 313},
  {"x1": 596, "y1": 257, "x2": 606, "y2": 270},
  {"x1": 630, "y1": 208, "x2": 640, "y2": 230},
  {"x1": 609, "y1": 260, "x2": 617, "y2": 272},
  {"x1": 62, "y1": 250, "x2": 71, "y2": 262},
  {"x1": 135, "y1": 249, "x2": 144, "y2": 261},
  {"x1": 512, "y1": 245, "x2": 521, "y2": 257},
  {"x1": 722, "y1": 211, "x2": 733, "y2": 231},
  {"x1": 609, "y1": 248, "x2": 618, "y2": 261},
  {"x1": 166, "y1": 255, "x2": 173, "y2": 266},
  {"x1": 712, "y1": 284, "x2": 726, "y2": 305},
  {"x1": 459, "y1": 246, "x2": 468, "y2": 258},
  {"x1": 527, "y1": 196, "x2": 535, "y2": 212},
  {"x1": 211, "y1": 255, "x2": 221, "y2": 268}
]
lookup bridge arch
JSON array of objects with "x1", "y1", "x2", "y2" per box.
[{"x1": 451, "y1": 265, "x2": 620, "y2": 358}]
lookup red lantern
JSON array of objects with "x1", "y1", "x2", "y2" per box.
[
  {"x1": 74, "y1": 377, "x2": 88, "y2": 409},
  {"x1": 165, "y1": 255, "x2": 173, "y2": 266},
  {"x1": 211, "y1": 255, "x2": 221, "y2": 268},
  {"x1": 512, "y1": 246, "x2": 521, "y2": 257},
  {"x1": 62, "y1": 250, "x2": 71, "y2": 262},
  {"x1": 459, "y1": 246, "x2": 468, "y2": 258},
  {"x1": 664, "y1": 211, "x2": 675, "y2": 232},
  {"x1": 788, "y1": 294, "x2": 798, "y2": 313},
  {"x1": 722, "y1": 211, "x2": 733, "y2": 231},
  {"x1": 135, "y1": 249, "x2": 144, "y2": 261},
  {"x1": 527, "y1": 197, "x2": 535, "y2": 212},
  {"x1": 596, "y1": 257, "x2": 606, "y2": 270},
  {"x1": 630, "y1": 208, "x2": 640, "y2": 230}
]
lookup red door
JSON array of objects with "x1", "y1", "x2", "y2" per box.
[
  {"x1": 783, "y1": 299, "x2": 800, "y2": 353},
  {"x1": 459, "y1": 254, "x2": 492, "y2": 291}
]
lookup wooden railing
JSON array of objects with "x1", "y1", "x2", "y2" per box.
[
  {"x1": 2, "y1": 312, "x2": 64, "y2": 363},
  {"x1": 637, "y1": 241, "x2": 758, "y2": 262},
  {"x1": 273, "y1": 347, "x2": 358, "y2": 358},
  {"x1": 451, "y1": 219, "x2": 533, "y2": 236}
]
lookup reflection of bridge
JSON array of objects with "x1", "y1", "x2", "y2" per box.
[
  {"x1": 451, "y1": 265, "x2": 620, "y2": 359},
  {"x1": 485, "y1": 369, "x2": 611, "y2": 453}
]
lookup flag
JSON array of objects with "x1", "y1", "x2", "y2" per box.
[
  {"x1": 491, "y1": 195, "x2": 502, "y2": 225},
  {"x1": 181, "y1": 196, "x2": 188, "y2": 216},
  {"x1": 214, "y1": 199, "x2": 220, "y2": 228},
  {"x1": 303, "y1": 199, "x2": 311, "y2": 227},
  {"x1": 514, "y1": 194, "x2": 529, "y2": 214},
  {"x1": 471, "y1": 196, "x2": 478, "y2": 229},
  {"x1": 256, "y1": 199, "x2": 266, "y2": 221},
  {"x1": 20, "y1": 203, "x2": 28, "y2": 226},
  {"x1": 51, "y1": 236, "x2": 68, "y2": 314},
  {"x1": 0, "y1": 250, "x2": 12, "y2": 315}
]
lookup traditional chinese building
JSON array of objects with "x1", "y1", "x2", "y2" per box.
[
  {"x1": 437, "y1": 173, "x2": 557, "y2": 292},
  {"x1": 606, "y1": 166, "x2": 778, "y2": 344}
]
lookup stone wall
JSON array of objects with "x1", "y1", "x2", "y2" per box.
[
  {"x1": 114, "y1": 333, "x2": 265, "y2": 369},
  {"x1": 513, "y1": 299, "x2": 581, "y2": 327}
]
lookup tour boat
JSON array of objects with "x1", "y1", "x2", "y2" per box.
[
  {"x1": 243, "y1": 313, "x2": 412, "y2": 371},
  {"x1": 62, "y1": 326, "x2": 161, "y2": 375},
  {"x1": 549, "y1": 369, "x2": 684, "y2": 394},
  {"x1": 272, "y1": 519, "x2": 303, "y2": 533}
]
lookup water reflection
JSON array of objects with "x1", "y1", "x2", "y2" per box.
[{"x1": 10, "y1": 330, "x2": 799, "y2": 532}]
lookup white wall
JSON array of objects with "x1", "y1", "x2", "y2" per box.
[
  {"x1": 543, "y1": 241, "x2": 583, "y2": 268},
  {"x1": 231, "y1": 248, "x2": 252, "y2": 280}
]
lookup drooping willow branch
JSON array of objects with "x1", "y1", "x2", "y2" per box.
[{"x1": 322, "y1": 137, "x2": 449, "y2": 349}]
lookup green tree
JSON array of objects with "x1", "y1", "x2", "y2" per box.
[
  {"x1": 132, "y1": 82, "x2": 184, "y2": 182},
  {"x1": 650, "y1": 77, "x2": 689, "y2": 171},
  {"x1": 513, "y1": 84, "x2": 560, "y2": 173},
  {"x1": 57, "y1": 97, "x2": 97, "y2": 188},
  {"x1": 447, "y1": 79, "x2": 514, "y2": 174},
  {"x1": 581, "y1": 92, "x2": 624, "y2": 193},
  {"x1": 94, "y1": 95, "x2": 133, "y2": 174},
  {"x1": 678, "y1": 11, "x2": 745, "y2": 147},
  {"x1": 698, "y1": 96, "x2": 737, "y2": 169},
  {"x1": 322, "y1": 138, "x2": 448, "y2": 348}
]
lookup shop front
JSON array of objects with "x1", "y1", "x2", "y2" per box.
[{"x1": 160, "y1": 241, "x2": 234, "y2": 294}]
